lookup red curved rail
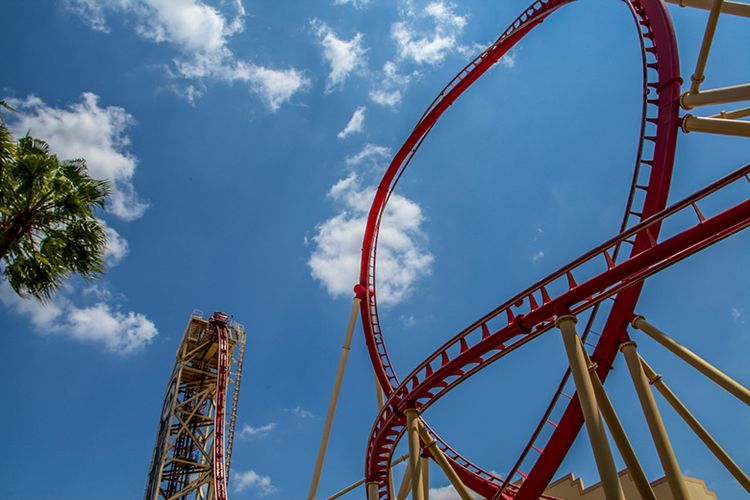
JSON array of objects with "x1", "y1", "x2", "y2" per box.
[
  {"x1": 211, "y1": 313, "x2": 230, "y2": 500},
  {"x1": 358, "y1": 0, "x2": 683, "y2": 497}
]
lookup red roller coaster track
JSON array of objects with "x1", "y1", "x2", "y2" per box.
[{"x1": 357, "y1": 0, "x2": 749, "y2": 498}]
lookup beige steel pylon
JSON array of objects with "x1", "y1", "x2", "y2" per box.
[
  {"x1": 557, "y1": 315, "x2": 625, "y2": 500},
  {"x1": 144, "y1": 310, "x2": 246, "y2": 500}
]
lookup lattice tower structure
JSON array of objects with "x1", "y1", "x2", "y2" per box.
[{"x1": 145, "y1": 310, "x2": 247, "y2": 500}]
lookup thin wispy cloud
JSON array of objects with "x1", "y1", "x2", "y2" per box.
[
  {"x1": 288, "y1": 406, "x2": 314, "y2": 419},
  {"x1": 312, "y1": 19, "x2": 367, "y2": 93},
  {"x1": 345, "y1": 143, "x2": 391, "y2": 167},
  {"x1": 338, "y1": 106, "x2": 367, "y2": 139},
  {"x1": 240, "y1": 422, "x2": 277, "y2": 439}
]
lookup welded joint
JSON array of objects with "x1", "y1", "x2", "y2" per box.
[{"x1": 619, "y1": 340, "x2": 638, "y2": 353}]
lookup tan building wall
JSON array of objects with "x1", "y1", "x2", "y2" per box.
[{"x1": 543, "y1": 470, "x2": 717, "y2": 500}]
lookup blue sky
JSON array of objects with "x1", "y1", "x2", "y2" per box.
[{"x1": 1, "y1": 0, "x2": 748, "y2": 498}]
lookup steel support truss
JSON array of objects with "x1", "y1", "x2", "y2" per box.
[{"x1": 145, "y1": 311, "x2": 247, "y2": 500}]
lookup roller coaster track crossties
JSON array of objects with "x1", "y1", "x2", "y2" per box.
[
  {"x1": 357, "y1": 0, "x2": 750, "y2": 498},
  {"x1": 145, "y1": 311, "x2": 247, "y2": 500}
]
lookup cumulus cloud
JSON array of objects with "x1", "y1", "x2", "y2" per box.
[
  {"x1": 338, "y1": 106, "x2": 366, "y2": 139},
  {"x1": 64, "y1": 0, "x2": 307, "y2": 111},
  {"x1": 308, "y1": 173, "x2": 434, "y2": 307},
  {"x1": 9, "y1": 93, "x2": 147, "y2": 220},
  {"x1": 0, "y1": 283, "x2": 158, "y2": 354},
  {"x1": 532, "y1": 250, "x2": 544, "y2": 262},
  {"x1": 345, "y1": 143, "x2": 391, "y2": 167},
  {"x1": 240, "y1": 422, "x2": 276, "y2": 439},
  {"x1": 233, "y1": 469, "x2": 278, "y2": 496},
  {"x1": 312, "y1": 20, "x2": 367, "y2": 93},
  {"x1": 392, "y1": 1, "x2": 467, "y2": 66},
  {"x1": 101, "y1": 220, "x2": 130, "y2": 266},
  {"x1": 369, "y1": 61, "x2": 412, "y2": 108},
  {"x1": 731, "y1": 306, "x2": 745, "y2": 324}
]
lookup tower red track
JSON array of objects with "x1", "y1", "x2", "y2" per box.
[{"x1": 357, "y1": 0, "x2": 749, "y2": 497}]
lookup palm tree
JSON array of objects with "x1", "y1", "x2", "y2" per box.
[{"x1": 0, "y1": 121, "x2": 111, "y2": 300}]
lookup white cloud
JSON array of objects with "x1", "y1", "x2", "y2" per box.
[
  {"x1": 392, "y1": 1, "x2": 467, "y2": 66},
  {"x1": 368, "y1": 61, "x2": 412, "y2": 109},
  {"x1": 240, "y1": 422, "x2": 276, "y2": 439},
  {"x1": 731, "y1": 307, "x2": 745, "y2": 324},
  {"x1": 233, "y1": 469, "x2": 278, "y2": 496},
  {"x1": 9, "y1": 93, "x2": 147, "y2": 220},
  {"x1": 334, "y1": 0, "x2": 370, "y2": 7},
  {"x1": 312, "y1": 20, "x2": 367, "y2": 93},
  {"x1": 288, "y1": 406, "x2": 314, "y2": 419},
  {"x1": 101, "y1": 220, "x2": 129, "y2": 266},
  {"x1": 532, "y1": 250, "x2": 544, "y2": 262},
  {"x1": 338, "y1": 106, "x2": 366, "y2": 139},
  {"x1": 0, "y1": 283, "x2": 158, "y2": 354},
  {"x1": 429, "y1": 485, "x2": 480, "y2": 499},
  {"x1": 345, "y1": 143, "x2": 391, "y2": 167},
  {"x1": 308, "y1": 174, "x2": 434, "y2": 307},
  {"x1": 64, "y1": 0, "x2": 307, "y2": 111}
]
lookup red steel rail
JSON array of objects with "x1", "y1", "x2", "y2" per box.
[
  {"x1": 211, "y1": 313, "x2": 230, "y2": 500},
  {"x1": 358, "y1": 0, "x2": 686, "y2": 497}
]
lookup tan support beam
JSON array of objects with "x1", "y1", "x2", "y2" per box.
[
  {"x1": 367, "y1": 482, "x2": 380, "y2": 500},
  {"x1": 711, "y1": 107, "x2": 750, "y2": 119},
  {"x1": 682, "y1": 83, "x2": 750, "y2": 109},
  {"x1": 681, "y1": 115, "x2": 750, "y2": 137},
  {"x1": 557, "y1": 315, "x2": 625, "y2": 500},
  {"x1": 396, "y1": 464, "x2": 413, "y2": 500},
  {"x1": 417, "y1": 422, "x2": 474, "y2": 500},
  {"x1": 405, "y1": 409, "x2": 426, "y2": 500},
  {"x1": 639, "y1": 357, "x2": 750, "y2": 493},
  {"x1": 665, "y1": 0, "x2": 750, "y2": 18},
  {"x1": 421, "y1": 455, "x2": 430, "y2": 499},
  {"x1": 688, "y1": 0, "x2": 725, "y2": 95},
  {"x1": 326, "y1": 454, "x2": 410, "y2": 500},
  {"x1": 307, "y1": 297, "x2": 362, "y2": 500},
  {"x1": 620, "y1": 342, "x2": 689, "y2": 500},
  {"x1": 632, "y1": 315, "x2": 750, "y2": 406},
  {"x1": 582, "y1": 347, "x2": 657, "y2": 500}
]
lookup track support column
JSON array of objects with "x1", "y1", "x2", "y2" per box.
[
  {"x1": 557, "y1": 315, "x2": 624, "y2": 500},
  {"x1": 396, "y1": 461, "x2": 413, "y2": 500},
  {"x1": 582, "y1": 347, "x2": 657, "y2": 500},
  {"x1": 632, "y1": 315, "x2": 750, "y2": 405},
  {"x1": 421, "y1": 454, "x2": 430, "y2": 499},
  {"x1": 307, "y1": 297, "x2": 361, "y2": 500},
  {"x1": 417, "y1": 421, "x2": 473, "y2": 500},
  {"x1": 620, "y1": 342, "x2": 689, "y2": 500},
  {"x1": 367, "y1": 482, "x2": 379, "y2": 500},
  {"x1": 639, "y1": 356, "x2": 750, "y2": 493},
  {"x1": 405, "y1": 408, "x2": 425, "y2": 500}
]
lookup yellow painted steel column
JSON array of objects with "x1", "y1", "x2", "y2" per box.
[
  {"x1": 687, "y1": 0, "x2": 724, "y2": 95},
  {"x1": 417, "y1": 421, "x2": 474, "y2": 500},
  {"x1": 665, "y1": 0, "x2": 750, "y2": 18},
  {"x1": 620, "y1": 342, "x2": 689, "y2": 500},
  {"x1": 396, "y1": 464, "x2": 413, "y2": 500},
  {"x1": 583, "y1": 348, "x2": 657, "y2": 500},
  {"x1": 367, "y1": 482, "x2": 380, "y2": 500},
  {"x1": 681, "y1": 115, "x2": 750, "y2": 137},
  {"x1": 405, "y1": 408, "x2": 426, "y2": 500},
  {"x1": 557, "y1": 315, "x2": 625, "y2": 500},
  {"x1": 307, "y1": 297, "x2": 362, "y2": 500},
  {"x1": 632, "y1": 315, "x2": 750, "y2": 405},
  {"x1": 421, "y1": 455, "x2": 430, "y2": 498},
  {"x1": 374, "y1": 375, "x2": 396, "y2": 499},
  {"x1": 640, "y1": 357, "x2": 750, "y2": 493},
  {"x1": 682, "y1": 83, "x2": 750, "y2": 109}
]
